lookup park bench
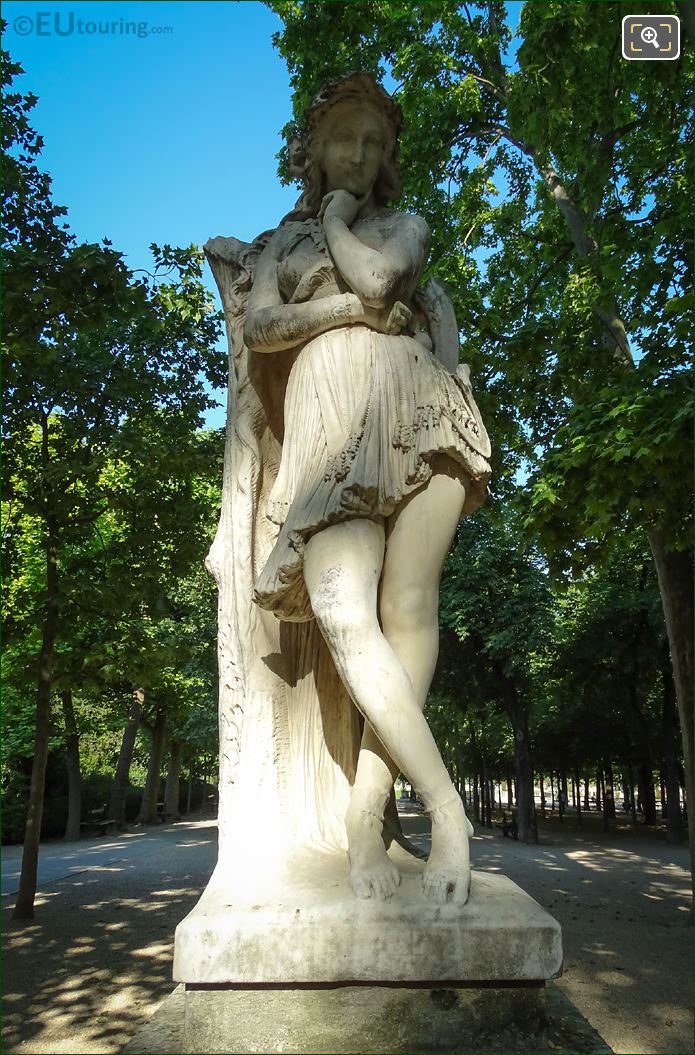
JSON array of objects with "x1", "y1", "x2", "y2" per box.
[{"x1": 80, "y1": 807, "x2": 118, "y2": 837}]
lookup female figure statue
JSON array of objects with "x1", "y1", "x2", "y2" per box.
[{"x1": 237, "y1": 73, "x2": 491, "y2": 906}]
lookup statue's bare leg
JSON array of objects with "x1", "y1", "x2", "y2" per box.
[
  {"x1": 303, "y1": 490, "x2": 471, "y2": 905},
  {"x1": 345, "y1": 460, "x2": 472, "y2": 900}
]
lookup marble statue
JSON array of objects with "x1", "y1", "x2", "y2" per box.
[{"x1": 204, "y1": 72, "x2": 491, "y2": 909}]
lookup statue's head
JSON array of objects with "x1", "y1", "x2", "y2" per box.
[{"x1": 288, "y1": 72, "x2": 403, "y2": 218}]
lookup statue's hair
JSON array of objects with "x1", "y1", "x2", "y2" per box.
[{"x1": 282, "y1": 72, "x2": 403, "y2": 223}]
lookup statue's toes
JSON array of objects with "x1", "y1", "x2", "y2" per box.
[
  {"x1": 350, "y1": 872, "x2": 375, "y2": 899},
  {"x1": 423, "y1": 869, "x2": 471, "y2": 906},
  {"x1": 380, "y1": 862, "x2": 401, "y2": 898}
]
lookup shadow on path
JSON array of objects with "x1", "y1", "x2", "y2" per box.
[{"x1": 2, "y1": 822, "x2": 217, "y2": 1055}]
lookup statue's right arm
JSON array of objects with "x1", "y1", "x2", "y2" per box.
[{"x1": 244, "y1": 239, "x2": 364, "y2": 353}]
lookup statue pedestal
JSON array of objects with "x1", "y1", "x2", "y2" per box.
[{"x1": 173, "y1": 846, "x2": 562, "y2": 1053}]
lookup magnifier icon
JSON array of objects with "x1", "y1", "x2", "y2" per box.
[{"x1": 640, "y1": 26, "x2": 659, "y2": 46}]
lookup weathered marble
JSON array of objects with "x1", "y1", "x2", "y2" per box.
[
  {"x1": 125, "y1": 983, "x2": 614, "y2": 1055},
  {"x1": 198, "y1": 71, "x2": 491, "y2": 915},
  {"x1": 174, "y1": 853, "x2": 561, "y2": 984},
  {"x1": 173, "y1": 75, "x2": 556, "y2": 1021}
]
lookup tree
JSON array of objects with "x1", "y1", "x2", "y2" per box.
[
  {"x1": 2, "y1": 48, "x2": 224, "y2": 918},
  {"x1": 268, "y1": 0, "x2": 693, "y2": 847},
  {"x1": 436, "y1": 509, "x2": 553, "y2": 842}
]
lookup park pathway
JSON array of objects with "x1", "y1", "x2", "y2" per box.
[{"x1": 2, "y1": 812, "x2": 692, "y2": 1054}]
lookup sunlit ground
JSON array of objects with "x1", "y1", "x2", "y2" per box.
[{"x1": 2, "y1": 812, "x2": 692, "y2": 1055}]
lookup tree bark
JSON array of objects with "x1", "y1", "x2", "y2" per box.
[
  {"x1": 61, "y1": 690, "x2": 81, "y2": 841},
  {"x1": 13, "y1": 523, "x2": 59, "y2": 920},
  {"x1": 482, "y1": 759, "x2": 492, "y2": 829},
  {"x1": 648, "y1": 532, "x2": 693, "y2": 853},
  {"x1": 603, "y1": 762, "x2": 615, "y2": 831},
  {"x1": 558, "y1": 771, "x2": 566, "y2": 821},
  {"x1": 164, "y1": 739, "x2": 184, "y2": 821},
  {"x1": 662, "y1": 664, "x2": 684, "y2": 844},
  {"x1": 539, "y1": 772, "x2": 546, "y2": 818},
  {"x1": 108, "y1": 688, "x2": 144, "y2": 829},
  {"x1": 627, "y1": 762, "x2": 638, "y2": 825},
  {"x1": 498, "y1": 668, "x2": 538, "y2": 843},
  {"x1": 574, "y1": 768, "x2": 583, "y2": 827},
  {"x1": 638, "y1": 764, "x2": 657, "y2": 825},
  {"x1": 583, "y1": 776, "x2": 590, "y2": 811},
  {"x1": 137, "y1": 706, "x2": 167, "y2": 824}
]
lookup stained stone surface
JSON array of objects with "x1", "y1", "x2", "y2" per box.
[
  {"x1": 122, "y1": 982, "x2": 613, "y2": 1055},
  {"x1": 173, "y1": 847, "x2": 562, "y2": 985}
]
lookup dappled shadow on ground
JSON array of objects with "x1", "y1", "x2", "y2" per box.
[
  {"x1": 2, "y1": 814, "x2": 691, "y2": 1055},
  {"x1": 402, "y1": 808, "x2": 692, "y2": 1055},
  {"x1": 2, "y1": 825, "x2": 217, "y2": 1054}
]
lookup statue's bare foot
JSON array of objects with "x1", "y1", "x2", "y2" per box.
[
  {"x1": 423, "y1": 797, "x2": 472, "y2": 905},
  {"x1": 346, "y1": 801, "x2": 401, "y2": 900}
]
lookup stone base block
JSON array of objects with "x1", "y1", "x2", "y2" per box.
[
  {"x1": 184, "y1": 982, "x2": 548, "y2": 1054},
  {"x1": 123, "y1": 982, "x2": 614, "y2": 1055},
  {"x1": 174, "y1": 847, "x2": 562, "y2": 984}
]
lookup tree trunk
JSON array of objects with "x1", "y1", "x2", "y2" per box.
[
  {"x1": 647, "y1": 530, "x2": 693, "y2": 855},
  {"x1": 662, "y1": 665, "x2": 683, "y2": 844},
  {"x1": 595, "y1": 768, "x2": 602, "y2": 812},
  {"x1": 482, "y1": 759, "x2": 492, "y2": 829},
  {"x1": 507, "y1": 776, "x2": 513, "y2": 809},
  {"x1": 473, "y1": 770, "x2": 480, "y2": 825},
  {"x1": 539, "y1": 772, "x2": 546, "y2": 818},
  {"x1": 137, "y1": 706, "x2": 167, "y2": 824},
  {"x1": 605, "y1": 763, "x2": 616, "y2": 818},
  {"x1": 108, "y1": 688, "x2": 144, "y2": 829},
  {"x1": 638, "y1": 764, "x2": 657, "y2": 825},
  {"x1": 583, "y1": 776, "x2": 590, "y2": 811},
  {"x1": 164, "y1": 739, "x2": 183, "y2": 821},
  {"x1": 659, "y1": 767, "x2": 667, "y2": 819},
  {"x1": 13, "y1": 524, "x2": 59, "y2": 920},
  {"x1": 498, "y1": 669, "x2": 538, "y2": 843},
  {"x1": 550, "y1": 772, "x2": 555, "y2": 811},
  {"x1": 627, "y1": 762, "x2": 638, "y2": 825},
  {"x1": 602, "y1": 763, "x2": 615, "y2": 831},
  {"x1": 574, "y1": 768, "x2": 583, "y2": 827},
  {"x1": 61, "y1": 689, "x2": 81, "y2": 841}
]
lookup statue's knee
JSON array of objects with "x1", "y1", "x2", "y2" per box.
[
  {"x1": 310, "y1": 588, "x2": 371, "y2": 642},
  {"x1": 381, "y1": 585, "x2": 435, "y2": 634}
]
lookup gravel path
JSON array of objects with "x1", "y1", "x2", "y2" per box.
[{"x1": 2, "y1": 812, "x2": 691, "y2": 1054}]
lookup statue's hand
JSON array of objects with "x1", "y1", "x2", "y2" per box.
[
  {"x1": 360, "y1": 300, "x2": 412, "y2": 336},
  {"x1": 319, "y1": 190, "x2": 361, "y2": 227}
]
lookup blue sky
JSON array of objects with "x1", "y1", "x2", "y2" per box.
[{"x1": 4, "y1": 0, "x2": 523, "y2": 426}]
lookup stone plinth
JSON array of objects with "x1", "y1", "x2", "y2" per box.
[
  {"x1": 174, "y1": 847, "x2": 562, "y2": 985},
  {"x1": 174, "y1": 847, "x2": 562, "y2": 1053},
  {"x1": 184, "y1": 984, "x2": 549, "y2": 1055}
]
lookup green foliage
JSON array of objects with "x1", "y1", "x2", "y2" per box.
[
  {"x1": 1, "y1": 45, "x2": 225, "y2": 842},
  {"x1": 269, "y1": 0, "x2": 693, "y2": 548}
]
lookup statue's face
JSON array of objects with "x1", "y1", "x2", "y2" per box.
[{"x1": 320, "y1": 102, "x2": 386, "y2": 198}]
